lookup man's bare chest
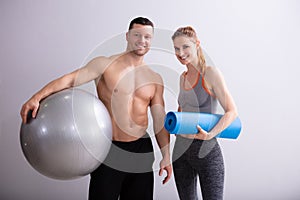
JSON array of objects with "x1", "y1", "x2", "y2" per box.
[{"x1": 101, "y1": 68, "x2": 157, "y2": 100}]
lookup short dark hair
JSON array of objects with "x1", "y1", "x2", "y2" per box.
[{"x1": 128, "y1": 17, "x2": 154, "y2": 30}]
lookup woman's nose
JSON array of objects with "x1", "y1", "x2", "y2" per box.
[{"x1": 178, "y1": 49, "x2": 184, "y2": 56}]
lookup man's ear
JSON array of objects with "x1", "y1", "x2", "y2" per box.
[{"x1": 126, "y1": 32, "x2": 129, "y2": 42}]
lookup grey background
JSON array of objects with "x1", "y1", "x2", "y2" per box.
[{"x1": 1, "y1": 0, "x2": 300, "y2": 199}]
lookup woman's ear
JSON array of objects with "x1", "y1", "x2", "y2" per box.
[{"x1": 196, "y1": 40, "x2": 200, "y2": 48}]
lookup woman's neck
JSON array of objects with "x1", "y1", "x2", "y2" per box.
[{"x1": 186, "y1": 63, "x2": 201, "y2": 74}]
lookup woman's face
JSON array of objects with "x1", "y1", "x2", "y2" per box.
[{"x1": 173, "y1": 36, "x2": 199, "y2": 65}]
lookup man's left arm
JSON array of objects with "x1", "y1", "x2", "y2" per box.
[{"x1": 150, "y1": 76, "x2": 172, "y2": 184}]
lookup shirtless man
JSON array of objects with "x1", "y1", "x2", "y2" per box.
[{"x1": 20, "y1": 17, "x2": 172, "y2": 200}]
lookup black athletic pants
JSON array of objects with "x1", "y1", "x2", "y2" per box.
[{"x1": 89, "y1": 135, "x2": 154, "y2": 200}]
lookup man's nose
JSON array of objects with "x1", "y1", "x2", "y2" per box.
[{"x1": 139, "y1": 35, "x2": 146, "y2": 43}]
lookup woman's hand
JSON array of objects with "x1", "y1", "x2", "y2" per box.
[{"x1": 195, "y1": 125, "x2": 213, "y2": 140}]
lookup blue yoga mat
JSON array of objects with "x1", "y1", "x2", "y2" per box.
[{"x1": 164, "y1": 111, "x2": 241, "y2": 139}]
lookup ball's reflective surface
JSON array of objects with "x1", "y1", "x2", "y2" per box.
[{"x1": 20, "y1": 88, "x2": 112, "y2": 180}]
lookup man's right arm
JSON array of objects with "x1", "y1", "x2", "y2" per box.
[{"x1": 20, "y1": 56, "x2": 109, "y2": 123}]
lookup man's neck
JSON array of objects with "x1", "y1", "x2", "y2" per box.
[{"x1": 122, "y1": 51, "x2": 145, "y2": 67}]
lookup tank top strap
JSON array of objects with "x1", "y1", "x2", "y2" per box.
[{"x1": 200, "y1": 72, "x2": 215, "y2": 98}]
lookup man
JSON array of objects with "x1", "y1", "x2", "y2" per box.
[{"x1": 20, "y1": 17, "x2": 172, "y2": 200}]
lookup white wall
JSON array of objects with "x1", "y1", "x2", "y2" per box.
[{"x1": 1, "y1": 0, "x2": 300, "y2": 199}]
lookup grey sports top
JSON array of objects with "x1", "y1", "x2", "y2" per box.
[{"x1": 178, "y1": 72, "x2": 217, "y2": 114}]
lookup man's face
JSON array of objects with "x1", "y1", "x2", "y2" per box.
[{"x1": 126, "y1": 24, "x2": 154, "y2": 56}]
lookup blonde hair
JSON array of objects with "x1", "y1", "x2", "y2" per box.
[{"x1": 172, "y1": 26, "x2": 207, "y2": 75}]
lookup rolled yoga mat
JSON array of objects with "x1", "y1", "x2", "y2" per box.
[{"x1": 164, "y1": 111, "x2": 241, "y2": 139}]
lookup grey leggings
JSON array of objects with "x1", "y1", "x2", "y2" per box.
[{"x1": 172, "y1": 136, "x2": 224, "y2": 200}]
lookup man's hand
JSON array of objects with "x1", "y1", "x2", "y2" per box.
[
  {"x1": 20, "y1": 97, "x2": 40, "y2": 124},
  {"x1": 159, "y1": 157, "x2": 172, "y2": 184}
]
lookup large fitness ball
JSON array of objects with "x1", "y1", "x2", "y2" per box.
[{"x1": 20, "y1": 88, "x2": 112, "y2": 180}]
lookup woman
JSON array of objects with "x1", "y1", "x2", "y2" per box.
[{"x1": 171, "y1": 26, "x2": 238, "y2": 200}]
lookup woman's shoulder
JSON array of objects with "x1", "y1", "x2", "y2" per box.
[
  {"x1": 180, "y1": 71, "x2": 187, "y2": 77},
  {"x1": 205, "y1": 66, "x2": 223, "y2": 79}
]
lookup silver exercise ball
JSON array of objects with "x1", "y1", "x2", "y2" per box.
[{"x1": 20, "y1": 88, "x2": 112, "y2": 180}]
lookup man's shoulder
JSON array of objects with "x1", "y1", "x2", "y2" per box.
[
  {"x1": 146, "y1": 67, "x2": 163, "y2": 84},
  {"x1": 91, "y1": 53, "x2": 123, "y2": 69},
  {"x1": 142, "y1": 65, "x2": 162, "y2": 76},
  {"x1": 93, "y1": 54, "x2": 119, "y2": 62}
]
